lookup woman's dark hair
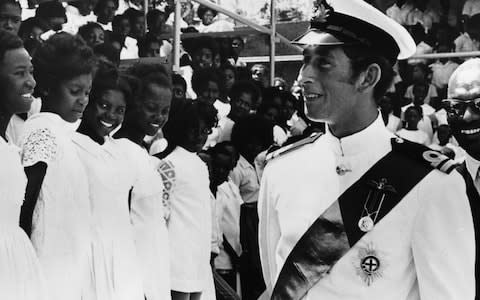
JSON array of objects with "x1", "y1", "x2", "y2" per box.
[
  {"x1": 112, "y1": 14, "x2": 129, "y2": 32},
  {"x1": 172, "y1": 73, "x2": 187, "y2": 91},
  {"x1": 197, "y1": 5, "x2": 217, "y2": 19},
  {"x1": 229, "y1": 80, "x2": 261, "y2": 106},
  {"x1": 125, "y1": 62, "x2": 171, "y2": 108},
  {"x1": 88, "y1": 62, "x2": 131, "y2": 108},
  {"x1": 191, "y1": 67, "x2": 224, "y2": 96},
  {"x1": 159, "y1": 100, "x2": 217, "y2": 158},
  {"x1": 0, "y1": 29, "x2": 23, "y2": 63},
  {"x1": 138, "y1": 33, "x2": 161, "y2": 57},
  {"x1": 231, "y1": 114, "x2": 274, "y2": 160},
  {"x1": 124, "y1": 7, "x2": 143, "y2": 24},
  {"x1": 78, "y1": 22, "x2": 104, "y2": 41},
  {"x1": 146, "y1": 9, "x2": 165, "y2": 28},
  {"x1": 18, "y1": 17, "x2": 48, "y2": 40},
  {"x1": 94, "y1": 0, "x2": 119, "y2": 15},
  {"x1": 32, "y1": 32, "x2": 96, "y2": 97},
  {"x1": 93, "y1": 42, "x2": 120, "y2": 65}
]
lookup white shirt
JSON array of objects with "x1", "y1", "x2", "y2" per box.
[
  {"x1": 463, "y1": 0, "x2": 480, "y2": 16},
  {"x1": 385, "y1": 113, "x2": 401, "y2": 133},
  {"x1": 6, "y1": 97, "x2": 41, "y2": 147},
  {"x1": 214, "y1": 179, "x2": 243, "y2": 270},
  {"x1": 259, "y1": 114, "x2": 475, "y2": 300},
  {"x1": 230, "y1": 154, "x2": 259, "y2": 204},
  {"x1": 430, "y1": 60, "x2": 459, "y2": 89},
  {"x1": 396, "y1": 128, "x2": 430, "y2": 146}
]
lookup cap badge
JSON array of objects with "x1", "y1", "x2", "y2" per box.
[{"x1": 311, "y1": 0, "x2": 333, "y2": 23}]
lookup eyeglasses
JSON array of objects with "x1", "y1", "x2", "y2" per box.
[{"x1": 442, "y1": 98, "x2": 480, "y2": 117}]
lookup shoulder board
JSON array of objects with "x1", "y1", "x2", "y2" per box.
[
  {"x1": 266, "y1": 132, "x2": 323, "y2": 163},
  {"x1": 391, "y1": 137, "x2": 458, "y2": 174}
]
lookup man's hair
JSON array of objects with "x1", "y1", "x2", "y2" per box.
[
  {"x1": 342, "y1": 45, "x2": 395, "y2": 103},
  {"x1": 0, "y1": 0, "x2": 20, "y2": 11}
]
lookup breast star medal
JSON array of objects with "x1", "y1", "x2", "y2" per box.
[
  {"x1": 355, "y1": 243, "x2": 384, "y2": 286},
  {"x1": 358, "y1": 178, "x2": 397, "y2": 232}
]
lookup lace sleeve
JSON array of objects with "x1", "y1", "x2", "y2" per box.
[
  {"x1": 156, "y1": 159, "x2": 176, "y2": 222},
  {"x1": 21, "y1": 128, "x2": 58, "y2": 167}
]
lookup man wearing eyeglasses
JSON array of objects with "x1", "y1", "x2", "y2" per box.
[{"x1": 445, "y1": 58, "x2": 480, "y2": 300}]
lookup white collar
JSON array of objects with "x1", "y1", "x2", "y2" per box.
[
  {"x1": 465, "y1": 153, "x2": 480, "y2": 180},
  {"x1": 29, "y1": 112, "x2": 81, "y2": 134},
  {"x1": 324, "y1": 112, "x2": 393, "y2": 156}
]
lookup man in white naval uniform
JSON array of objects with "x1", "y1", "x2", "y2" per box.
[{"x1": 258, "y1": 0, "x2": 476, "y2": 299}]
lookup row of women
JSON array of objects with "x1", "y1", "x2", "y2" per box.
[{"x1": 0, "y1": 27, "x2": 219, "y2": 300}]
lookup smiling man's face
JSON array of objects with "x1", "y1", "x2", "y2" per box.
[{"x1": 446, "y1": 59, "x2": 480, "y2": 160}]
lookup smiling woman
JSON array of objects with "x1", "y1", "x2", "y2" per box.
[
  {"x1": 20, "y1": 32, "x2": 98, "y2": 300},
  {"x1": 0, "y1": 29, "x2": 48, "y2": 300}
]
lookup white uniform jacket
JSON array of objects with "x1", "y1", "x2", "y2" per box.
[{"x1": 258, "y1": 115, "x2": 475, "y2": 300}]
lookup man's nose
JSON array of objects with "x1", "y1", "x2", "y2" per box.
[{"x1": 463, "y1": 106, "x2": 480, "y2": 122}]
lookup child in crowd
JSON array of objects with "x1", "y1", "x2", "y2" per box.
[
  {"x1": 21, "y1": 32, "x2": 96, "y2": 300},
  {"x1": 397, "y1": 106, "x2": 430, "y2": 145},
  {"x1": 402, "y1": 83, "x2": 435, "y2": 143},
  {"x1": 158, "y1": 101, "x2": 217, "y2": 300},
  {"x1": 78, "y1": 22, "x2": 105, "y2": 48},
  {"x1": 404, "y1": 63, "x2": 438, "y2": 105},
  {"x1": 380, "y1": 93, "x2": 402, "y2": 133}
]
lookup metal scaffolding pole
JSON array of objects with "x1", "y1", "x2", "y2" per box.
[
  {"x1": 172, "y1": 0, "x2": 182, "y2": 72},
  {"x1": 269, "y1": 0, "x2": 276, "y2": 86}
]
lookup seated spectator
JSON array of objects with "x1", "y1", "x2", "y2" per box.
[
  {"x1": 221, "y1": 64, "x2": 236, "y2": 94},
  {"x1": 430, "y1": 43, "x2": 459, "y2": 102},
  {"x1": 404, "y1": 63, "x2": 438, "y2": 105},
  {"x1": 36, "y1": 1, "x2": 68, "y2": 40},
  {"x1": 94, "y1": 0, "x2": 118, "y2": 31},
  {"x1": 124, "y1": 8, "x2": 145, "y2": 40},
  {"x1": 78, "y1": 22, "x2": 105, "y2": 48},
  {"x1": 454, "y1": 13, "x2": 480, "y2": 54},
  {"x1": 227, "y1": 36, "x2": 247, "y2": 67},
  {"x1": 462, "y1": 0, "x2": 480, "y2": 19},
  {"x1": 217, "y1": 81, "x2": 260, "y2": 143},
  {"x1": 397, "y1": 106, "x2": 430, "y2": 145},
  {"x1": 165, "y1": 0, "x2": 195, "y2": 29},
  {"x1": 93, "y1": 42, "x2": 120, "y2": 65},
  {"x1": 18, "y1": 17, "x2": 48, "y2": 42},
  {"x1": 250, "y1": 64, "x2": 269, "y2": 89},
  {"x1": 138, "y1": 33, "x2": 161, "y2": 57},
  {"x1": 171, "y1": 73, "x2": 188, "y2": 115},
  {"x1": 64, "y1": 0, "x2": 97, "y2": 34},
  {"x1": 187, "y1": 36, "x2": 219, "y2": 70},
  {"x1": 386, "y1": 0, "x2": 414, "y2": 25},
  {"x1": 380, "y1": 93, "x2": 402, "y2": 133},
  {"x1": 0, "y1": 0, "x2": 21, "y2": 34},
  {"x1": 196, "y1": 5, "x2": 234, "y2": 33},
  {"x1": 405, "y1": 0, "x2": 434, "y2": 32},
  {"x1": 147, "y1": 8, "x2": 172, "y2": 36},
  {"x1": 112, "y1": 14, "x2": 139, "y2": 59},
  {"x1": 429, "y1": 124, "x2": 465, "y2": 162}
]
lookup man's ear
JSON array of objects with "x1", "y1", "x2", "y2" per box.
[{"x1": 356, "y1": 63, "x2": 381, "y2": 93}]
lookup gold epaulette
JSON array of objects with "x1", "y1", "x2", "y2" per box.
[{"x1": 265, "y1": 132, "x2": 323, "y2": 163}]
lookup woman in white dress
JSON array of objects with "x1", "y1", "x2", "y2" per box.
[
  {"x1": 20, "y1": 33, "x2": 96, "y2": 300},
  {"x1": 113, "y1": 63, "x2": 172, "y2": 300},
  {"x1": 158, "y1": 101, "x2": 218, "y2": 300},
  {"x1": 0, "y1": 29, "x2": 48, "y2": 300},
  {"x1": 73, "y1": 64, "x2": 144, "y2": 300}
]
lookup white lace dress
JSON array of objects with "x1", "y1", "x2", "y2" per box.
[
  {"x1": 20, "y1": 113, "x2": 95, "y2": 300},
  {"x1": 0, "y1": 137, "x2": 48, "y2": 300},
  {"x1": 115, "y1": 138, "x2": 171, "y2": 300},
  {"x1": 73, "y1": 134, "x2": 144, "y2": 300}
]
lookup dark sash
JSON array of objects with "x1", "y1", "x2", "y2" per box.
[
  {"x1": 271, "y1": 139, "x2": 436, "y2": 300},
  {"x1": 456, "y1": 163, "x2": 480, "y2": 300}
]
